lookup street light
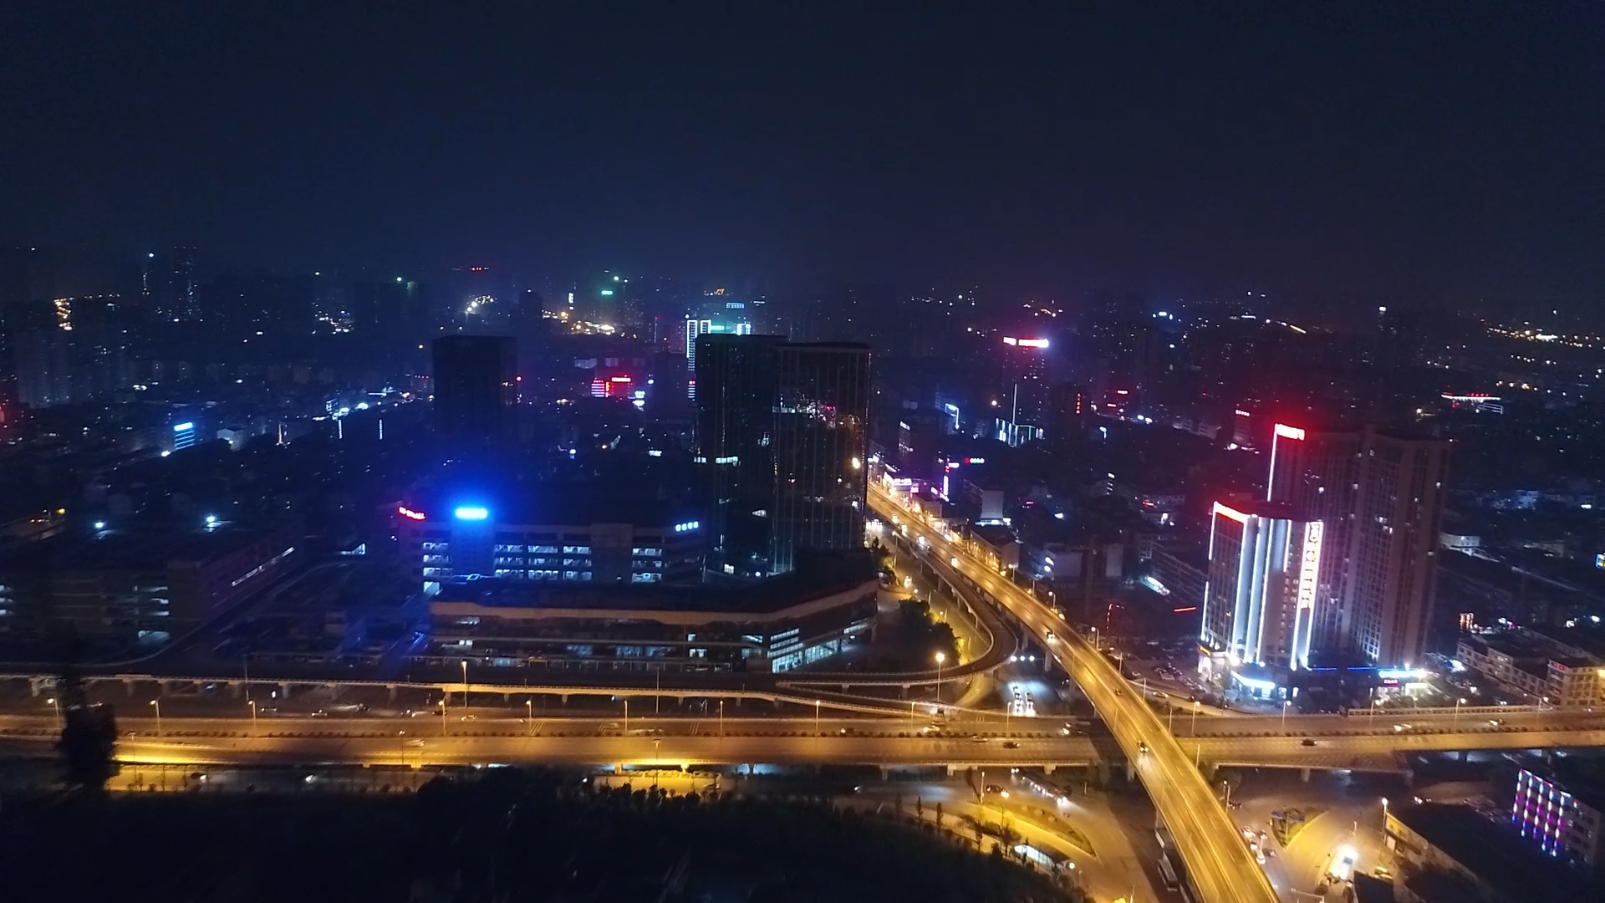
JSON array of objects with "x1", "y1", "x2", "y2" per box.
[
  {"x1": 934, "y1": 651, "x2": 946, "y2": 704},
  {"x1": 815, "y1": 699, "x2": 821, "y2": 733},
  {"x1": 460, "y1": 660, "x2": 469, "y2": 708},
  {"x1": 249, "y1": 699, "x2": 258, "y2": 736},
  {"x1": 1281, "y1": 699, "x2": 1291, "y2": 733},
  {"x1": 1454, "y1": 697, "x2": 1467, "y2": 726},
  {"x1": 719, "y1": 699, "x2": 725, "y2": 738},
  {"x1": 149, "y1": 699, "x2": 162, "y2": 737},
  {"x1": 438, "y1": 698, "x2": 447, "y2": 738},
  {"x1": 525, "y1": 699, "x2": 533, "y2": 737},
  {"x1": 47, "y1": 696, "x2": 61, "y2": 730},
  {"x1": 1192, "y1": 699, "x2": 1201, "y2": 736},
  {"x1": 624, "y1": 698, "x2": 630, "y2": 736}
]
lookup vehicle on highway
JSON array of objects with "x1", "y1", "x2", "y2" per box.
[
  {"x1": 983, "y1": 784, "x2": 1004, "y2": 794},
  {"x1": 1372, "y1": 866, "x2": 1393, "y2": 881},
  {"x1": 971, "y1": 735, "x2": 990, "y2": 743},
  {"x1": 1002, "y1": 740, "x2": 1019, "y2": 749},
  {"x1": 1044, "y1": 630, "x2": 1056, "y2": 642},
  {"x1": 1301, "y1": 738, "x2": 1318, "y2": 747},
  {"x1": 1330, "y1": 846, "x2": 1358, "y2": 881},
  {"x1": 1138, "y1": 740, "x2": 1150, "y2": 754}
]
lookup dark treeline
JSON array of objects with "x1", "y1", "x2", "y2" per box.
[{"x1": 0, "y1": 769, "x2": 1076, "y2": 903}]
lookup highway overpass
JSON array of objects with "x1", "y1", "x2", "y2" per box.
[{"x1": 871, "y1": 484, "x2": 1283, "y2": 903}]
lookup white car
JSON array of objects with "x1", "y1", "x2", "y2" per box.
[{"x1": 1330, "y1": 847, "x2": 1358, "y2": 881}]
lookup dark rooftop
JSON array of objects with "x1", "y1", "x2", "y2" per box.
[
  {"x1": 433, "y1": 550, "x2": 877, "y2": 615},
  {"x1": 0, "y1": 522, "x2": 281, "y2": 573},
  {"x1": 1393, "y1": 803, "x2": 1601, "y2": 901}
]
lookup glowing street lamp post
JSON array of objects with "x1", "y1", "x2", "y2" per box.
[
  {"x1": 249, "y1": 699, "x2": 258, "y2": 736},
  {"x1": 460, "y1": 661, "x2": 469, "y2": 708},
  {"x1": 934, "y1": 652, "x2": 946, "y2": 705},
  {"x1": 525, "y1": 699, "x2": 533, "y2": 737},
  {"x1": 149, "y1": 699, "x2": 162, "y2": 737}
]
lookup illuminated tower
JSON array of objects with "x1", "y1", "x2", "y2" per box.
[
  {"x1": 1203, "y1": 501, "x2": 1323, "y2": 678},
  {"x1": 1266, "y1": 422, "x2": 1449, "y2": 668}
]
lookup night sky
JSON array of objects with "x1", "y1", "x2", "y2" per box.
[{"x1": 3, "y1": 3, "x2": 1602, "y2": 314}]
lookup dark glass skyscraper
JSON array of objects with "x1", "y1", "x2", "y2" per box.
[
  {"x1": 693, "y1": 333, "x2": 784, "y2": 572},
  {"x1": 693, "y1": 337, "x2": 871, "y2": 576},
  {"x1": 771, "y1": 342, "x2": 871, "y2": 574},
  {"x1": 432, "y1": 335, "x2": 517, "y2": 445}
]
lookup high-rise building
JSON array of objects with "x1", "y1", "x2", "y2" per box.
[
  {"x1": 164, "y1": 247, "x2": 198, "y2": 321},
  {"x1": 431, "y1": 336, "x2": 517, "y2": 445},
  {"x1": 693, "y1": 337, "x2": 872, "y2": 576},
  {"x1": 1266, "y1": 423, "x2": 1449, "y2": 668},
  {"x1": 1202, "y1": 501, "x2": 1323, "y2": 682},
  {"x1": 771, "y1": 343, "x2": 871, "y2": 574},
  {"x1": 998, "y1": 335, "x2": 1051, "y2": 446},
  {"x1": 693, "y1": 333, "x2": 784, "y2": 570}
]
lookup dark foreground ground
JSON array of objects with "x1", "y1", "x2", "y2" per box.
[{"x1": 0, "y1": 768, "x2": 1079, "y2": 903}]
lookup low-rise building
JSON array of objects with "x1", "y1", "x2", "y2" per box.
[
  {"x1": 1455, "y1": 627, "x2": 1605, "y2": 707},
  {"x1": 1513, "y1": 757, "x2": 1605, "y2": 871},
  {"x1": 425, "y1": 551, "x2": 878, "y2": 673},
  {"x1": 0, "y1": 521, "x2": 300, "y2": 645},
  {"x1": 1386, "y1": 802, "x2": 1601, "y2": 902}
]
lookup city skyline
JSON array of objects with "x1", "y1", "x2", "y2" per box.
[{"x1": 3, "y1": 5, "x2": 1603, "y2": 318}]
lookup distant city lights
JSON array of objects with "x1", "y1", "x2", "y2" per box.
[{"x1": 453, "y1": 506, "x2": 490, "y2": 521}]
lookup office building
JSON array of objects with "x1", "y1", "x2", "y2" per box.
[
  {"x1": 428, "y1": 551, "x2": 877, "y2": 674},
  {"x1": 692, "y1": 336, "x2": 871, "y2": 575},
  {"x1": 997, "y1": 335, "x2": 1050, "y2": 446},
  {"x1": 395, "y1": 489, "x2": 704, "y2": 593},
  {"x1": 693, "y1": 333, "x2": 784, "y2": 571},
  {"x1": 771, "y1": 343, "x2": 871, "y2": 574},
  {"x1": 1266, "y1": 423, "x2": 1449, "y2": 669},
  {"x1": 1201, "y1": 501, "x2": 1323, "y2": 692},
  {"x1": 431, "y1": 335, "x2": 517, "y2": 444}
]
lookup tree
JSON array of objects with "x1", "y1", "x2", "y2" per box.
[
  {"x1": 54, "y1": 652, "x2": 119, "y2": 793},
  {"x1": 58, "y1": 703, "x2": 118, "y2": 792}
]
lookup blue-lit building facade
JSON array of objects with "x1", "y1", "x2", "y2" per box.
[
  {"x1": 1199, "y1": 500, "x2": 1323, "y2": 698},
  {"x1": 397, "y1": 494, "x2": 704, "y2": 594}
]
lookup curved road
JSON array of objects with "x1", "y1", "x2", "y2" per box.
[{"x1": 870, "y1": 484, "x2": 1282, "y2": 903}]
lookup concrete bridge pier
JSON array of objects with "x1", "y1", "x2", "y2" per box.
[
  {"x1": 1301, "y1": 768, "x2": 1312, "y2": 783},
  {"x1": 279, "y1": 682, "x2": 291, "y2": 700},
  {"x1": 1125, "y1": 760, "x2": 1136, "y2": 782},
  {"x1": 946, "y1": 764, "x2": 956, "y2": 776},
  {"x1": 1044, "y1": 764, "x2": 1056, "y2": 774},
  {"x1": 387, "y1": 685, "x2": 397, "y2": 701},
  {"x1": 560, "y1": 694, "x2": 569, "y2": 705},
  {"x1": 126, "y1": 678, "x2": 136, "y2": 696},
  {"x1": 879, "y1": 766, "x2": 891, "y2": 781},
  {"x1": 157, "y1": 679, "x2": 170, "y2": 696},
  {"x1": 230, "y1": 682, "x2": 242, "y2": 698},
  {"x1": 1458, "y1": 749, "x2": 1469, "y2": 762},
  {"x1": 27, "y1": 677, "x2": 42, "y2": 697}
]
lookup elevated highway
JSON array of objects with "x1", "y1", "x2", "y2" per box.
[{"x1": 871, "y1": 484, "x2": 1283, "y2": 903}]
